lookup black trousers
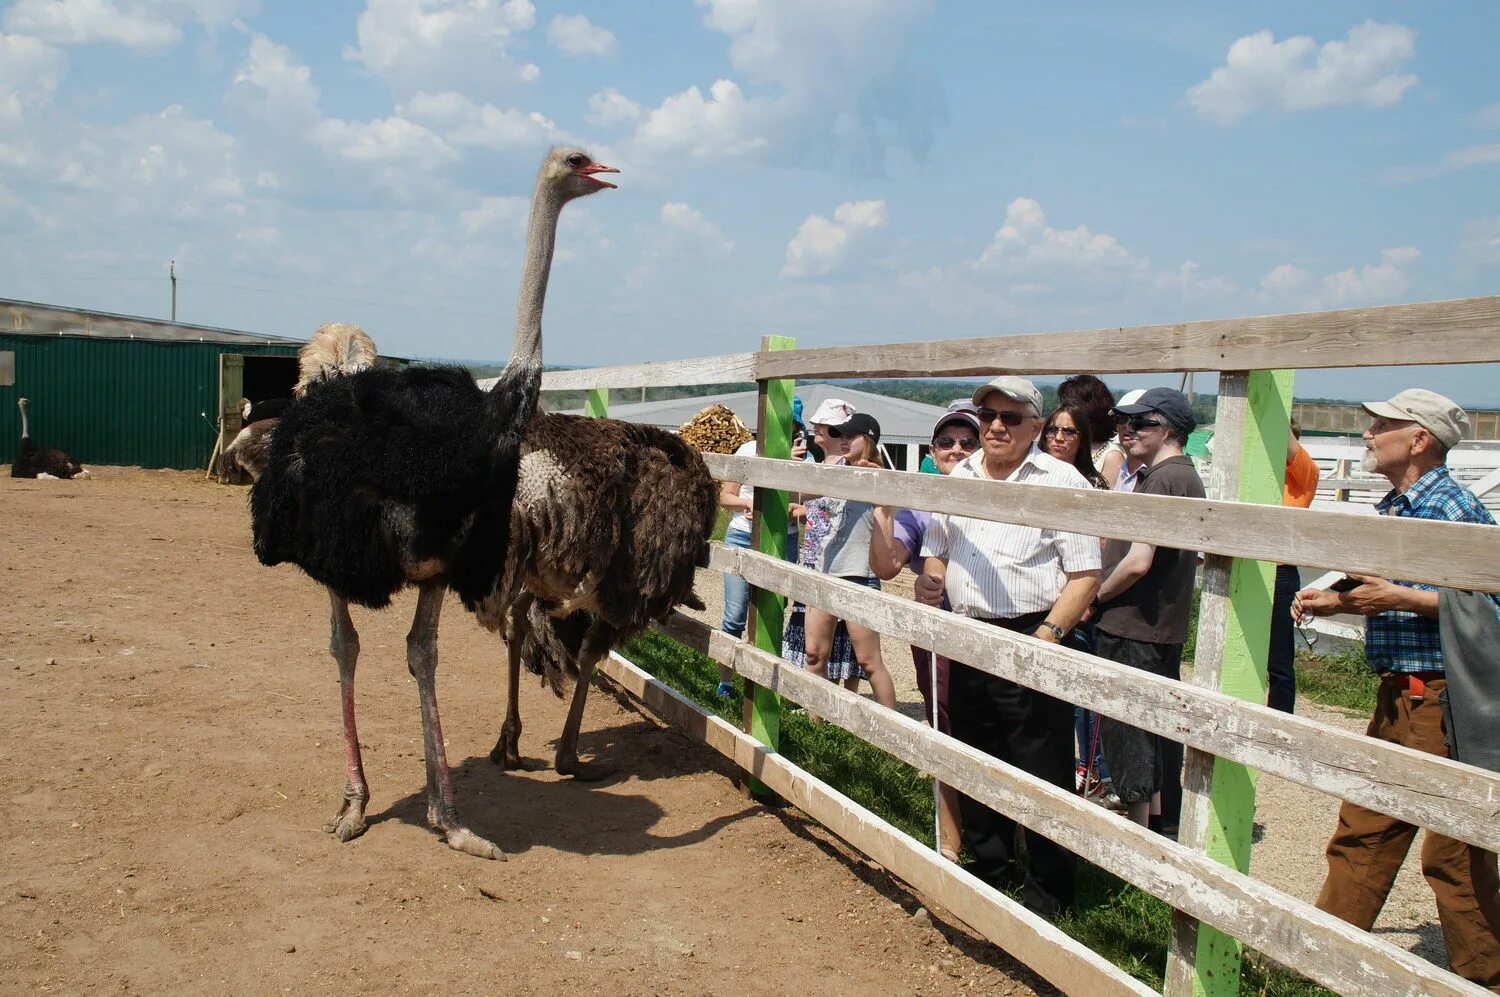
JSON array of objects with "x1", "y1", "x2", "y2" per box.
[
  {"x1": 949, "y1": 610, "x2": 1076, "y2": 917},
  {"x1": 1266, "y1": 564, "x2": 1300, "y2": 713}
]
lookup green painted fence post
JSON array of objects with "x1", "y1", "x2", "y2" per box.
[
  {"x1": 1165, "y1": 369, "x2": 1293, "y2": 997},
  {"x1": 742, "y1": 335, "x2": 795, "y2": 794},
  {"x1": 585, "y1": 388, "x2": 608, "y2": 420}
]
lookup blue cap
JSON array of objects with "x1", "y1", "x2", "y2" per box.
[{"x1": 792, "y1": 395, "x2": 804, "y2": 427}]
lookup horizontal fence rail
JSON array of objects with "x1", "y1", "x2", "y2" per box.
[
  {"x1": 597, "y1": 651, "x2": 1156, "y2": 997},
  {"x1": 652, "y1": 610, "x2": 1486, "y2": 997},
  {"x1": 540, "y1": 352, "x2": 758, "y2": 391},
  {"x1": 753, "y1": 295, "x2": 1500, "y2": 379},
  {"x1": 704, "y1": 452, "x2": 1500, "y2": 593},
  {"x1": 709, "y1": 545, "x2": 1500, "y2": 853}
]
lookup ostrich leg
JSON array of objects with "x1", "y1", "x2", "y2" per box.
[
  {"x1": 489, "y1": 595, "x2": 532, "y2": 770},
  {"x1": 406, "y1": 583, "x2": 504, "y2": 860},
  {"x1": 554, "y1": 622, "x2": 618, "y2": 782},
  {"x1": 324, "y1": 590, "x2": 371, "y2": 841}
]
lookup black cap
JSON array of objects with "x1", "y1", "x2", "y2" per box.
[
  {"x1": 1113, "y1": 387, "x2": 1197, "y2": 434},
  {"x1": 843, "y1": 412, "x2": 881, "y2": 443}
]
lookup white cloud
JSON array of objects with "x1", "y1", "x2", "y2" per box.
[
  {"x1": 1, "y1": 0, "x2": 254, "y2": 52},
  {"x1": 586, "y1": 88, "x2": 640, "y2": 128},
  {"x1": 630, "y1": 0, "x2": 944, "y2": 172},
  {"x1": 976, "y1": 197, "x2": 1137, "y2": 271},
  {"x1": 659, "y1": 202, "x2": 733, "y2": 255},
  {"x1": 460, "y1": 194, "x2": 529, "y2": 236},
  {"x1": 345, "y1": 0, "x2": 539, "y2": 97},
  {"x1": 629, "y1": 201, "x2": 733, "y2": 285},
  {"x1": 397, "y1": 91, "x2": 563, "y2": 150},
  {"x1": 782, "y1": 199, "x2": 887, "y2": 278},
  {"x1": 1188, "y1": 21, "x2": 1418, "y2": 123},
  {"x1": 547, "y1": 14, "x2": 615, "y2": 57},
  {"x1": 0, "y1": 32, "x2": 66, "y2": 124},
  {"x1": 315, "y1": 115, "x2": 456, "y2": 165},
  {"x1": 1385, "y1": 143, "x2": 1500, "y2": 183},
  {"x1": 1259, "y1": 247, "x2": 1420, "y2": 309},
  {"x1": 229, "y1": 33, "x2": 319, "y2": 121},
  {"x1": 1457, "y1": 216, "x2": 1500, "y2": 267}
]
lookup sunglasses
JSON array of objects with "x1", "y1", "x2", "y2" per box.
[
  {"x1": 1124, "y1": 417, "x2": 1166, "y2": 432},
  {"x1": 975, "y1": 408, "x2": 1032, "y2": 428},
  {"x1": 933, "y1": 435, "x2": 979, "y2": 451},
  {"x1": 1042, "y1": 426, "x2": 1079, "y2": 439}
]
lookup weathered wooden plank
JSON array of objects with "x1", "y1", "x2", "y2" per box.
[
  {"x1": 701, "y1": 452, "x2": 1500, "y2": 593},
  {"x1": 596, "y1": 650, "x2": 1156, "y2": 997},
  {"x1": 540, "y1": 352, "x2": 758, "y2": 390},
  {"x1": 654, "y1": 611, "x2": 1484, "y2": 997},
  {"x1": 753, "y1": 295, "x2": 1500, "y2": 379},
  {"x1": 709, "y1": 546, "x2": 1500, "y2": 852}
]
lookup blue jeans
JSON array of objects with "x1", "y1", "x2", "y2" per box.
[{"x1": 721, "y1": 526, "x2": 800, "y2": 638}]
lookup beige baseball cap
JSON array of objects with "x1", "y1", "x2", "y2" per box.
[
  {"x1": 1361, "y1": 388, "x2": 1470, "y2": 450},
  {"x1": 971, "y1": 376, "x2": 1043, "y2": 417}
]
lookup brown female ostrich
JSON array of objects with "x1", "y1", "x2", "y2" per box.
[
  {"x1": 480, "y1": 413, "x2": 719, "y2": 779},
  {"x1": 250, "y1": 148, "x2": 617, "y2": 860},
  {"x1": 220, "y1": 417, "x2": 278, "y2": 481},
  {"x1": 11, "y1": 397, "x2": 89, "y2": 479}
]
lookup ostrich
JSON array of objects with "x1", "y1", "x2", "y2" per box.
[
  {"x1": 250, "y1": 148, "x2": 617, "y2": 860},
  {"x1": 480, "y1": 412, "x2": 719, "y2": 780},
  {"x1": 11, "y1": 398, "x2": 90, "y2": 479},
  {"x1": 220, "y1": 417, "x2": 278, "y2": 482},
  {"x1": 295, "y1": 322, "x2": 378, "y2": 397}
]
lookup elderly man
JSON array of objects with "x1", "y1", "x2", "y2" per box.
[
  {"x1": 1293, "y1": 388, "x2": 1500, "y2": 990},
  {"x1": 916, "y1": 376, "x2": 1100, "y2": 918}
]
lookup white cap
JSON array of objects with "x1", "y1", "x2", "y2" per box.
[
  {"x1": 808, "y1": 398, "x2": 855, "y2": 426},
  {"x1": 1115, "y1": 388, "x2": 1146, "y2": 408}
]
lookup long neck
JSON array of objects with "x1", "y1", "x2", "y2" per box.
[
  {"x1": 18, "y1": 402, "x2": 28, "y2": 441},
  {"x1": 505, "y1": 185, "x2": 565, "y2": 386}
]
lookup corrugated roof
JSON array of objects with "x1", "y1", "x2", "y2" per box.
[
  {"x1": 1, "y1": 297, "x2": 306, "y2": 347},
  {"x1": 544, "y1": 382, "x2": 958, "y2": 445}
]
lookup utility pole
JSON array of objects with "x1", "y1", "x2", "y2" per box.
[{"x1": 170, "y1": 259, "x2": 177, "y2": 322}]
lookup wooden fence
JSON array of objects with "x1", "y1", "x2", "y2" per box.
[{"x1": 548, "y1": 295, "x2": 1500, "y2": 997}]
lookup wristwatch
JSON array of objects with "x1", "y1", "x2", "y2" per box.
[{"x1": 1038, "y1": 621, "x2": 1066, "y2": 642}]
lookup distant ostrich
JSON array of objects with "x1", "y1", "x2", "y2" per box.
[
  {"x1": 11, "y1": 397, "x2": 90, "y2": 479},
  {"x1": 220, "y1": 417, "x2": 278, "y2": 482},
  {"x1": 295, "y1": 323, "x2": 378, "y2": 397},
  {"x1": 250, "y1": 148, "x2": 618, "y2": 860},
  {"x1": 480, "y1": 412, "x2": 719, "y2": 779}
]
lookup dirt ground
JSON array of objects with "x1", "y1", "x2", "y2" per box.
[{"x1": 0, "y1": 468, "x2": 1044, "y2": 996}]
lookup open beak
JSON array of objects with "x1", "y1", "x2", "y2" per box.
[{"x1": 576, "y1": 162, "x2": 620, "y2": 189}]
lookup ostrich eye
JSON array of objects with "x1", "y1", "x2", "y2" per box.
[{"x1": 565, "y1": 153, "x2": 586, "y2": 168}]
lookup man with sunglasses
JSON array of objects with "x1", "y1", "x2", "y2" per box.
[
  {"x1": 1090, "y1": 387, "x2": 1204, "y2": 835},
  {"x1": 917, "y1": 376, "x2": 1101, "y2": 919},
  {"x1": 1292, "y1": 388, "x2": 1500, "y2": 990}
]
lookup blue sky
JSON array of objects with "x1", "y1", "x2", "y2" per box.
[{"x1": 1, "y1": 2, "x2": 1497, "y2": 403}]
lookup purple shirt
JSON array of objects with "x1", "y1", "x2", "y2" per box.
[{"x1": 892, "y1": 508, "x2": 932, "y2": 576}]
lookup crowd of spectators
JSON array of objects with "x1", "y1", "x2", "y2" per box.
[{"x1": 712, "y1": 379, "x2": 1498, "y2": 986}]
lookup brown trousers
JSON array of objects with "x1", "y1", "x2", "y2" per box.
[{"x1": 1316, "y1": 675, "x2": 1500, "y2": 989}]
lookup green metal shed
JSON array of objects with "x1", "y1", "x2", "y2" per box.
[{"x1": 1, "y1": 298, "x2": 303, "y2": 471}]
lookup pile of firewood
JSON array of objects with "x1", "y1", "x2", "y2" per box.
[{"x1": 679, "y1": 404, "x2": 753, "y2": 454}]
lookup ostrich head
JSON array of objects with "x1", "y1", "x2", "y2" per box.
[{"x1": 539, "y1": 147, "x2": 619, "y2": 202}]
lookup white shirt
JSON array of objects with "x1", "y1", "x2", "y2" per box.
[
  {"x1": 1114, "y1": 459, "x2": 1142, "y2": 494},
  {"x1": 920, "y1": 447, "x2": 1102, "y2": 619},
  {"x1": 727, "y1": 440, "x2": 757, "y2": 534}
]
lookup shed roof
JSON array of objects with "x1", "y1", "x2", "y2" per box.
[
  {"x1": 544, "y1": 382, "x2": 959, "y2": 445},
  {"x1": 2, "y1": 297, "x2": 305, "y2": 348}
]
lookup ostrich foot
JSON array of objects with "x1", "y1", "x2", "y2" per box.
[
  {"x1": 443, "y1": 826, "x2": 505, "y2": 861},
  {"x1": 555, "y1": 754, "x2": 616, "y2": 782},
  {"x1": 488, "y1": 724, "x2": 528, "y2": 770},
  {"x1": 324, "y1": 795, "x2": 369, "y2": 842}
]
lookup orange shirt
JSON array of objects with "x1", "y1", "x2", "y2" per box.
[{"x1": 1283, "y1": 446, "x2": 1320, "y2": 508}]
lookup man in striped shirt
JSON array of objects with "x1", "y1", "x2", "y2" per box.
[
  {"x1": 1293, "y1": 388, "x2": 1500, "y2": 989},
  {"x1": 917, "y1": 375, "x2": 1101, "y2": 919}
]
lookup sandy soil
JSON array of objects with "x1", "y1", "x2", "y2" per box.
[{"x1": 0, "y1": 468, "x2": 1040, "y2": 996}]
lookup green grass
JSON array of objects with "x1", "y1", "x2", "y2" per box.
[
  {"x1": 1294, "y1": 645, "x2": 1375, "y2": 714},
  {"x1": 618, "y1": 628, "x2": 1332, "y2": 995}
]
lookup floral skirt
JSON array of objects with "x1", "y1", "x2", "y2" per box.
[{"x1": 781, "y1": 603, "x2": 865, "y2": 681}]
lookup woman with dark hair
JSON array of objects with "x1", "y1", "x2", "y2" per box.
[
  {"x1": 1042, "y1": 404, "x2": 1108, "y2": 489},
  {"x1": 1058, "y1": 374, "x2": 1124, "y2": 486},
  {"x1": 1042, "y1": 403, "x2": 1111, "y2": 799}
]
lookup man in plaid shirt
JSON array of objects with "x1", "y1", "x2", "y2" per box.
[{"x1": 1294, "y1": 388, "x2": 1500, "y2": 989}]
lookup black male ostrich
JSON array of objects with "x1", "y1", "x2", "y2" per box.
[
  {"x1": 11, "y1": 397, "x2": 89, "y2": 479},
  {"x1": 480, "y1": 412, "x2": 719, "y2": 780},
  {"x1": 249, "y1": 148, "x2": 618, "y2": 860}
]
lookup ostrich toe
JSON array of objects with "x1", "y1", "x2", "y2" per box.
[
  {"x1": 324, "y1": 797, "x2": 369, "y2": 842},
  {"x1": 555, "y1": 754, "x2": 617, "y2": 782},
  {"x1": 444, "y1": 827, "x2": 505, "y2": 861},
  {"x1": 489, "y1": 723, "x2": 527, "y2": 770}
]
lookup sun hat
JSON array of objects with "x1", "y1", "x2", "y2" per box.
[
  {"x1": 932, "y1": 401, "x2": 982, "y2": 438},
  {"x1": 970, "y1": 376, "x2": 1043, "y2": 417},
  {"x1": 808, "y1": 398, "x2": 854, "y2": 427},
  {"x1": 1361, "y1": 388, "x2": 1469, "y2": 450}
]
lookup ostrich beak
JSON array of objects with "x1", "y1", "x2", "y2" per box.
[{"x1": 576, "y1": 162, "x2": 620, "y2": 189}]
